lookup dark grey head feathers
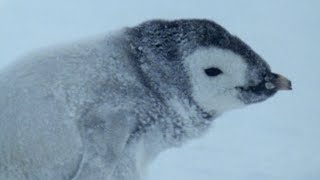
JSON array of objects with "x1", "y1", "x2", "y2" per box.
[{"x1": 127, "y1": 19, "x2": 268, "y2": 68}]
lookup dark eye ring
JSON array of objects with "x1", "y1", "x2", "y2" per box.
[{"x1": 204, "y1": 67, "x2": 223, "y2": 77}]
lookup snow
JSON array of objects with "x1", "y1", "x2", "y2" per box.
[{"x1": 1, "y1": 0, "x2": 319, "y2": 180}]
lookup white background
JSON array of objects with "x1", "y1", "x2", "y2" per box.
[{"x1": 0, "y1": 1, "x2": 319, "y2": 179}]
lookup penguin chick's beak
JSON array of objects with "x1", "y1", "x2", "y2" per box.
[{"x1": 267, "y1": 73, "x2": 292, "y2": 91}]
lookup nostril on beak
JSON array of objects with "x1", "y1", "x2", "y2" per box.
[
  {"x1": 265, "y1": 82, "x2": 276, "y2": 90},
  {"x1": 272, "y1": 73, "x2": 292, "y2": 91}
]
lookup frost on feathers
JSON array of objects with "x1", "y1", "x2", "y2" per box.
[{"x1": 0, "y1": 19, "x2": 291, "y2": 180}]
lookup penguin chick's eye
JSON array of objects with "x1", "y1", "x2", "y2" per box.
[{"x1": 204, "y1": 67, "x2": 223, "y2": 77}]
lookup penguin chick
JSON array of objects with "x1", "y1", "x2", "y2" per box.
[{"x1": 0, "y1": 19, "x2": 291, "y2": 180}]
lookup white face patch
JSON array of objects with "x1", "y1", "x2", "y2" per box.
[{"x1": 184, "y1": 47, "x2": 248, "y2": 113}]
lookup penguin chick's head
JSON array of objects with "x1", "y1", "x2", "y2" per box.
[
  {"x1": 127, "y1": 19, "x2": 292, "y2": 114},
  {"x1": 181, "y1": 23, "x2": 292, "y2": 113}
]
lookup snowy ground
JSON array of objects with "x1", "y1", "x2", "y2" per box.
[{"x1": 1, "y1": 1, "x2": 319, "y2": 179}]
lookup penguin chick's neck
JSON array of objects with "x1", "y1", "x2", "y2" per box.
[
  {"x1": 129, "y1": 59, "x2": 216, "y2": 147},
  {"x1": 130, "y1": 92, "x2": 217, "y2": 149},
  {"x1": 162, "y1": 97, "x2": 216, "y2": 146},
  {"x1": 125, "y1": 47, "x2": 217, "y2": 147}
]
